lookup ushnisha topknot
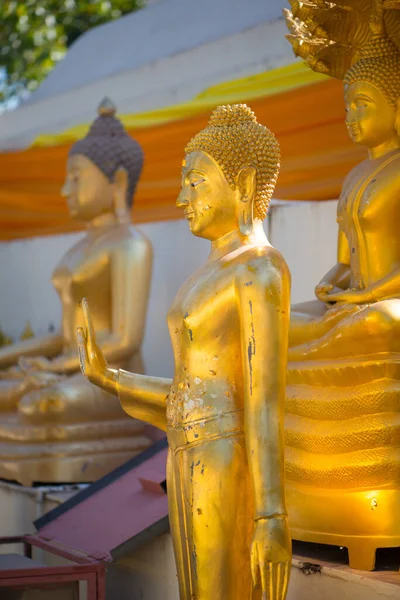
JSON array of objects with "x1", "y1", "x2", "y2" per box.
[
  {"x1": 184, "y1": 104, "x2": 280, "y2": 220},
  {"x1": 69, "y1": 97, "x2": 144, "y2": 207}
]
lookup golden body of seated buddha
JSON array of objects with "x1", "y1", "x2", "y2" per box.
[
  {"x1": 77, "y1": 105, "x2": 291, "y2": 600},
  {"x1": 284, "y1": 1, "x2": 400, "y2": 570},
  {"x1": 0, "y1": 100, "x2": 154, "y2": 484}
]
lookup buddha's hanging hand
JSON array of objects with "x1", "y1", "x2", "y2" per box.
[{"x1": 251, "y1": 515, "x2": 291, "y2": 598}]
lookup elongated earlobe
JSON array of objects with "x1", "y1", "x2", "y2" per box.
[
  {"x1": 238, "y1": 197, "x2": 254, "y2": 236},
  {"x1": 395, "y1": 100, "x2": 400, "y2": 136},
  {"x1": 113, "y1": 167, "x2": 129, "y2": 223},
  {"x1": 237, "y1": 166, "x2": 257, "y2": 236}
]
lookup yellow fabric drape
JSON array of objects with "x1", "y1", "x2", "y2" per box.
[
  {"x1": 33, "y1": 63, "x2": 327, "y2": 147},
  {"x1": 0, "y1": 66, "x2": 365, "y2": 241}
]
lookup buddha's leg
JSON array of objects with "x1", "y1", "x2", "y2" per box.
[
  {"x1": 167, "y1": 449, "x2": 191, "y2": 600},
  {"x1": 289, "y1": 299, "x2": 400, "y2": 361},
  {"x1": 0, "y1": 379, "x2": 28, "y2": 410},
  {"x1": 18, "y1": 371, "x2": 127, "y2": 422},
  {"x1": 0, "y1": 370, "x2": 64, "y2": 411},
  {"x1": 290, "y1": 300, "x2": 328, "y2": 347},
  {"x1": 18, "y1": 352, "x2": 145, "y2": 423},
  {"x1": 289, "y1": 300, "x2": 364, "y2": 347},
  {"x1": 170, "y1": 433, "x2": 256, "y2": 600}
]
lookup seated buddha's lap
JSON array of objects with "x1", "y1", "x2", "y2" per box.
[
  {"x1": 290, "y1": 298, "x2": 400, "y2": 354},
  {"x1": 18, "y1": 371, "x2": 126, "y2": 422}
]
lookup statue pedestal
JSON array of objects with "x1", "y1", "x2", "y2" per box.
[
  {"x1": 0, "y1": 415, "x2": 156, "y2": 485},
  {"x1": 285, "y1": 354, "x2": 400, "y2": 570}
]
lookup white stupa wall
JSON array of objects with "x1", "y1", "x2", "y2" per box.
[
  {"x1": 0, "y1": 200, "x2": 338, "y2": 378},
  {"x1": 0, "y1": 1, "x2": 291, "y2": 150}
]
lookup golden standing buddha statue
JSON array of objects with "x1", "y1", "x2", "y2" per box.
[
  {"x1": 78, "y1": 105, "x2": 292, "y2": 600},
  {"x1": 0, "y1": 99, "x2": 154, "y2": 484},
  {"x1": 283, "y1": 0, "x2": 400, "y2": 570}
]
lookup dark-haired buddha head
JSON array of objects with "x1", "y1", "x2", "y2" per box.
[{"x1": 62, "y1": 98, "x2": 144, "y2": 222}]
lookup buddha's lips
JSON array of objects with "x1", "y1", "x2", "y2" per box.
[
  {"x1": 347, "y1": 125, "x2": 360, "y2": 137},
  {"x1": 184, "y1": 210, "x2": 195, "y2": 219}
]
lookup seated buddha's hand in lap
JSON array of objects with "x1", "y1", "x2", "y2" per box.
[
  {"x1": 77, "y1": 298, "x2": 117, "y2": 394},
  {"x1": 19, "y1": 356, "x2": 52, "y2": 373},
  {"x1": 0, "y1": 365, "x2": 25, "y2": 380},
  {"x1": 18, "y1": 380, "x2": 67, "y2": 421},
  {"x1": 251, "y1": 516, "x2": 291, "y2": 599},
  {"x1": 315, "y1": 282, "x2": 342, "y2": 302},
  {"x1": 318, "y1": 287, "x2": 374, "y2": 305}
]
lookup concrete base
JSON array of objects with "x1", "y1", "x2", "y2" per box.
[
  {"x1": 2, "y1": 483, "x2": 399, "y2": 599},
  {"x1": 290, "y1": 541, "x2": 399, "y2": 600},
  {"x1": 101, "y1": 536, "x2": 400, "y2": 600},
  {"x1": 0, "y1": 480, "x2": 87, "y2": 555}
]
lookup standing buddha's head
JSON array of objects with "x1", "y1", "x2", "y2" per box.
[{"x1": 178, "y1": 104, "x2": 280, "y2": 239}]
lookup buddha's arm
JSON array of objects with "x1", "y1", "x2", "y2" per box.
[
  {"x1": 316, "y1": 227, "x2": 351, "y2": 295},
  {"x1": 52, "y1": 237, "x2": 153, "y2": 374},
  {"x1": 237, "y1": 256, "x2": 290, "y2": 519},
  {"x1": 0, "y1": 333, "x2": 63, "y2": 370},
  {"x1": 117, "y1": 370, "x2": 171, "y2": 431},
  {"x1": 77, "y1": 299, "x2": 170, "y2": 431},
  {"x1": 366, "y1": 267, "x2": 400, "y2": 301}
]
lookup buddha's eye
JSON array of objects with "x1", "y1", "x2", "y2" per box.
[{"x1": 190, "y1": 178, "x2": 205, "y2": 188}]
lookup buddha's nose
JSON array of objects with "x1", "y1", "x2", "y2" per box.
[
  {"x1": 61, "y1": 180, "x2": 71, "y2": 197},
  {"x1": 176, "y1": 190, "x2": 189, "y2": 209}
]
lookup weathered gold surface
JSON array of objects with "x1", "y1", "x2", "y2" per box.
[
  {"x1": 284, "y1": 0, "x2": 400, "y2": 570},
  {"x1": 0, "y1": 100, "x2": 153, "y2": 484},
  {"x1": 78, "y1": 104, "x2": 292, "y2": 600}
]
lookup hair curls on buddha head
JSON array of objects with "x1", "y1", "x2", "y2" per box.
[
  {"x1": 344, "y1": 37, "x2": 400, "y2": 112},
  {"x1": 69, "y1": 98, "x2": 144, "y2": 207},
  {"x1": 184, "y1": 104, "x2": 280, "y2": 220}
]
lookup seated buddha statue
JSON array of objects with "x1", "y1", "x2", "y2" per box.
[
  {"x1": 77, "y1": 104, "x2": 291, "y2": 600},
  {"x1": 284, "y1": 1, "x2": 400, "y2": 570},
  {"x1": 0, "y1": 99, "x2": 154, "y2": 484}
]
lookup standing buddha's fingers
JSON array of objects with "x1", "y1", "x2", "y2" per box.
[
  {"x1": 81, "y1": 298, "x2": 96, "y2": 349},
  {"x1": 274, "y1": 563, "x2": 288, "y2": 600},
  {"x1": 251, "y1": 545, "x2": 260, "y2": 589},
  {"x1": 281, "y1": 564, "x2": 290, "y2": 600},
  {"x1": 275, "y1": 563, "x2": 283, "y2": 600},
  {"x1": 77, "y1": 327, "x2": 88, "y2": 372},
  {"x1": 261, "y1": 560, "x2": 270, "y2": 599}
]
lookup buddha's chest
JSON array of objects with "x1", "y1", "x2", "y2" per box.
[
  {"x1": 338, "y1": 162, "x2": 400, "y2": 234},
  {"x1": 167, "y1": 262, "x2": 237, "y2": 351},
  {"x1": 52, "y1": 240, "x2": 111, "y2": 303}
]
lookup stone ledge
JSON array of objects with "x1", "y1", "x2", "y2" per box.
[{"x1": 288, "y1": 541, "x2": 399, "y2": 600}]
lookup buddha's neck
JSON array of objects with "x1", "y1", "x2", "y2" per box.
[
  {"x1": 368, "y1": 137, "x2": 400, "y2": 160},
  {"x1": 209, "y1": 221, "x2": 268, "y2": 261},
  {"x1": 87, "y1": 211, "x2": 129, "y2": 231}
]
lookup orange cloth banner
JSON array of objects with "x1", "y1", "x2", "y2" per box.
[{"x1": 0, "y1": 78, "x2": 365, "y2": 241}]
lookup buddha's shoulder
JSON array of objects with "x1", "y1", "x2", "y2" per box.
[
  {"x1": 234, "y1": 244, "x2": 290, "y2": 285},
  {"x1": 344, "y1": 151, "x2": 400, "y2": 188},
  {"x1": 104, "y1": 224, "x2": 152, "y2": 254}
]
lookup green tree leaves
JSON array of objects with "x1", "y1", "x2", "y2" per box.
[{"x1": 0, "y1": 1, "x2": 143, "y2": 103}]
